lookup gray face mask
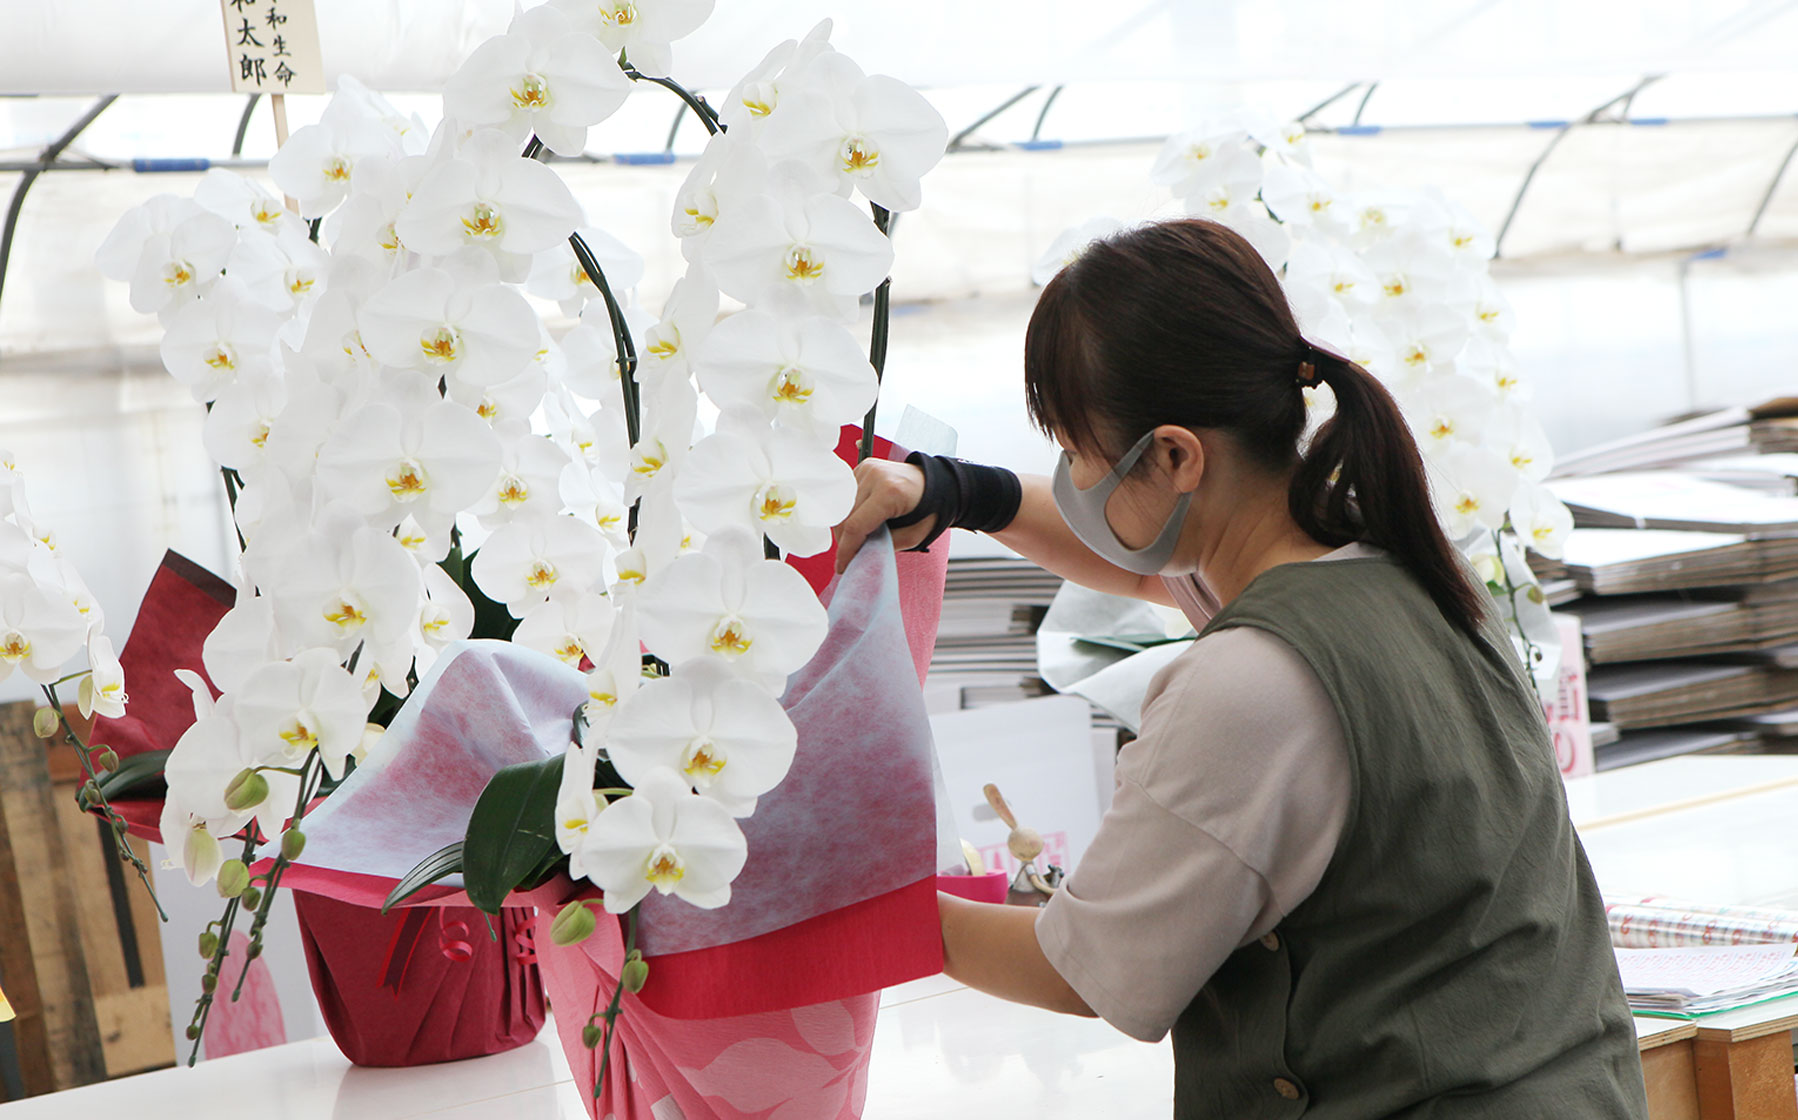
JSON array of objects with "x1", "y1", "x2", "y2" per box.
[{"x1": 1050, "y1": 430, "x2": 1193, "y2": 576}]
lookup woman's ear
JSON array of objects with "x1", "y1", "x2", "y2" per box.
[{"x1": 1152, "y1": 425, "x2": 1206, "y2": 494}]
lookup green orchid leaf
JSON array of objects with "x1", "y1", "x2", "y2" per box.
[
  {"x1": 462, "y1": 756, "x2": 563, "y2": 914},
  {"x1": 382, "y1": 840, "x2": 465, "y2": 914},
  {"x1": 93, "y1": 748, "x2": 172, "y2": 801}
]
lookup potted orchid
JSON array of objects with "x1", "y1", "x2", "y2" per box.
[{"x1": 94, "y1": 1, "x2": 949, "y2": 1107}]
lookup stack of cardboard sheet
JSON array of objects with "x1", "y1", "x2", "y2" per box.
[
  {"x1": 1546, "y1": 410, "x2": 1798, "y2": 768},
  {"x1": 928, "y1": 552, "x2": 1065, "y2": 711}
]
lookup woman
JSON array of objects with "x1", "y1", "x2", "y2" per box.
[{"x1": 832, "y1": 220, "x2": 1647, "y2": 1118}]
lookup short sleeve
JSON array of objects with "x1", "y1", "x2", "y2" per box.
[{"x1": 1034, "y1": 625, "x2": 1350, "y2": 1042}]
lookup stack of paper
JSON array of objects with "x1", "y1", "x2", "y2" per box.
[
  {"x1": 1553, "y1": 399, "x2": 1798, "y2": 477},
  {"x1": 1595, "y1": 726, "x2": 1759, "y2": 770},
  {"x1": 1566, "y1": 594, "x2": 1798, "y2": 664},
  {"x1": 1549, "y1": 472, "x2": 1798, "y2": 536},
  {"x1": 1586, "y1": 660, "x2": 1798, "y2": 728},
  {"x1": 1614, "y1": 943, "x2": 1798, "y2": 1014},
  {"x1": 929, "y1": 553, "x2": 1067, "y2": 711},
  {"x1": 1545, "y1": 530, "x2": 1798, "y2": 596}
]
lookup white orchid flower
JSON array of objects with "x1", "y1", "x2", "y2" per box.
[
  {"x1": 1431, "y1": 443, "x2": 1517, "y2": 538},
  {"x1": 1467, "y1": 274, "x2": 1516, "y2": 341},
  {"x1": 675, "y1": 408, "x2": 857, "y2": 556},
  {"x1": 514, "y1": 588, "x2": 616, "y2": 667},
  {"x1": 671, "y1": 131, "x2": 770, "y2": 258},
  {"x1": 1208, "y1": 205, "x2": 1291, "y2": 272},
  {"x1": 548, "y1": 0, "x2": 715, "y2": 79},
  {"x1": 159, "y1": 797, "x2": 231, "y2": 887},
  {"x1": 578, "y1": 766, "x2": 747, "y2": 913},
  {"x1": 1031, "y1": 217, "x2": 1126, "y2": 287},
  {"x1": 1493, "y1": 407, "x2": 1554, "y2": 481},
  {"x1": 473, "y1": 423, "x2": 574, "y2": 526},
  {"x1": 0, "y1": 572, "x2": 88, "y2": 685},
  {"x1": 158, "y1": 278, "x2": 281, "y2": 404},
  {"x1": 1151, "y1": 127, "x2": 1255, "y2": 200},
  {"x1": 395, "y1": 128, "x2": 584, "y2": 282},
  {"x1": 704, "y1": 164, "x2": 895, "y2": 321},
  {"x1": 50, "y1": 556, "x2": 105, "y2": 638},
  {"x1": 638, "y1": 268, "x2": 719, "y2": 386},
  {"x1": 203, "y1": 592, "x2": 286, "y2": 695},
  {"x1": 718, "y1": 20, "x2": 835, "y2": 131},
  {"x1": 1362, "y1": 230, "x2": 1460, "y2": 308},
  {"x1": 203, "y1": 371, "x2": 287, "y2": 473},
  {"x1": 322, "y1": 155, "x2": 417, "y2": 269},
  {"x1": 758, "y1": 51, "x2": 948, "y2": 212},
  {"x1": 268, "y1": 115, "x2": 400, "y2": 219},
  {"x1": 582, "y1": 594, "x2": 642, "y2": 723},
  {"x1": 77, "y1": 635, "x2": 127, "y2": 720},
  {"x1": 1509, "y1": 482, "x2": 1574, "y2": 560},
  {"x1": 165, "y1": 702, "x2": 301, "y2": 855},
  {"x1": 448, "y1": 360, "x2": 551, "y2": 430},
  {"x1": 193, "y1": 170, "x2": 300, "y2": 240},
  {"x1": 1404, "y1": 377, "x2": 1495, "y2": 456},
  {"x1": 694, "y1": 310, "x2": 876, "y2": 443},
  {"x1": 560, "y1": 460, "x2": 631, "y2": 549},
  {"x1": 1261, "y1": 158, "x2": 1344, "y2": 232},
  {"x1": 1416, "y1": 193, "x2": 1497, "y2": 267},
  {"x1": 444, "y1": 4, "x2": 631, "y2": 156},
  {"x1": 471, "y1": 513, "x2": 610, "y2": 617},
  {"x1": 315, "y1": 395, "x2": 503, "y2": 533},
  {"x1": 1250, "y1": 118, "x2": 1311, "y2": 165},
  {"x1": 608, "y1": 657, "x2": 797, "y2": 817},
  {"x1": 226, "y1": 229, "x2": 330, "y2": 316},
  {"x1": 324, "y1": 75, "x2": 431, "y2": 157},
  {"x1": 637, "y1": 528, "x2": 827, "y2": 685},
  {"x1": 358, "y1": 262, "x2": 539, "y2": 389},
  {"x1": 95, "y1": 195, "x2": 235, "y2": 318},
  {"x1": 234, "y1": 647, "x2": 372, "y2": 780},
  {"x1": 624, "y1": 369, "x2": 701, "y2": 504},
  {"x1": 555, "y1": 742, "x2": 607, "y2": 878},
  {"x1": 1461, "y1": 338, "x2": 1529, "y2": 403},
  {"x1": 269, "y1": 523, "x2": 423, "y2": 660},
  {"x1": 528, "y1": 225, "x2": 644, "y2": 318},
  {"x1": 1379, "y1": 305, "x2": 1470, "y2": 384},
  {"x1": 412, "y1": 564, "x2": 476, "y2": 678}
]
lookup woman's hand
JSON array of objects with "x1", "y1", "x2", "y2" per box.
[{"x1": 833, "y1": 457, "x2": 935, "y2": 573}]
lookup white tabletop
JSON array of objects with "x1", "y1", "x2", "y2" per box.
[{"x1": 0, "y1": 976, "x2": 1174, "y2": 1119}]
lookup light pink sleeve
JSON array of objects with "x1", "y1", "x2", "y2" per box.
[
  {"x1": 1160, "y1": 571, "x2": 1222, "y2": 631},
  {"x1": 1034, "y1": 626, "x2": 1350, "y2": 1042}
]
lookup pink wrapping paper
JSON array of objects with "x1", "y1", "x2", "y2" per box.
[{"x1": 535, "y1": 891, "x2": 878, "y2": 1120}]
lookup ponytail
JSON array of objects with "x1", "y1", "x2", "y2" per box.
[{"x1": 1292, "y1": 350, "x2": 1487, "y2": 639}]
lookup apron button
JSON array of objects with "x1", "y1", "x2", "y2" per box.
[
  {"x1": 1273, "y1": 1077, "x2": 1302, "y2": 1101},
  {"x1": 1260, "y1": 932, "x2": 1281, "y2": 951}
]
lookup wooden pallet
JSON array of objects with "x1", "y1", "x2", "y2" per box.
[{"x1": 0, "y1": 699, "x2": 173, "y2": 1098}]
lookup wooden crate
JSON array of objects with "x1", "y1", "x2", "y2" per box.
[{"x1": 0, "y1": 699, "x2": 173, "y2": 1098}]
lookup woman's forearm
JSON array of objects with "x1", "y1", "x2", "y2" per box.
[
  {"x1": 939, "y1": 892, "x2": 1096, "y2": 1018},
  {"x1": 992, "y1": 474, "x2": 1174, "y2": 605}
]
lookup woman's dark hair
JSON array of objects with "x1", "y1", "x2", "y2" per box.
[{"x1": 1023, "y1": 217, "x2": 1486, "y2": 639}]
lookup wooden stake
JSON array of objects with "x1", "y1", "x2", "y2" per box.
[{"x1": 270, "y1": 93, "x2": 298, "y2": 213}]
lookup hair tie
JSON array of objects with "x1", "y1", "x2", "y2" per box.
[{"x1": 1296, "y1": 343, "x2": 1321, "y2": 385}]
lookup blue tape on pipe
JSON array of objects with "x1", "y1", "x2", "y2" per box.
[
  {"x1": 1337, "y1": 125, "x2": 1381, "y2": 136},
  {"x1": 1013, "y1": 139, "x2": 1063, "y2": 151},
  {"x1": 133, "y1": 158, "x2": 212, "y2": 173},
  {"x1": 613, "y1": 152, "x2": 676, "y2": 165},
  {"x1": 1526, "y1": 120, "x2": 1569, "y2": 130},
  {"x1": 1629, "y1": 117, "x2": 1669, "y2": 126}
]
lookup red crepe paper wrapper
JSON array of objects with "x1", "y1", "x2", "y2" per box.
[
  {"x1": 935, "y1": 870, "x2": 1010, "y2": 904},
  {"x1": 292, "y1": 892, "x2": 545, "y2": 1067},
  {"x1": 90, "y1": 550, "x2": 236, "y2": 842}
]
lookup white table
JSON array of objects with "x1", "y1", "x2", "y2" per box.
[{"x1": 0, "y1": 975, "x2": 1174, "y2": 1119}]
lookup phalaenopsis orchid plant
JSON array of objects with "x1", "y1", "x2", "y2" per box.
[
  {"x1": 95, "y1": 0, "x2": 946, "y2": 1077},
  {"x1": 1040, "y1": 115, "x2": 1569, "y2": 683}
]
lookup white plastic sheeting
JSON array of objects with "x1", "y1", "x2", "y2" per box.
[{"x1": 8, "y1": 0, "x2": 1798, "y2": 94}]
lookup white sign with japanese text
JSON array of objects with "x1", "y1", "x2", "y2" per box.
[{"x1": 220, "y1": 0, "x2": 324, "y2": 94}]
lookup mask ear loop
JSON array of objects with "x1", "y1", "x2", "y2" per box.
[{"x1": 1077, "y1": 428, "x2": 1159, "y2": 492}]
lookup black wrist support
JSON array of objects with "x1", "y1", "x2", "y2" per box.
[{"x1": 885, "y1": 451, "x2": 1023, "y2": 552}]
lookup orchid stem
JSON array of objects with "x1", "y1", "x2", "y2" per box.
[
  {"x1": 42, "y1": 683, "x2": 166, "y2": 921},
  {"x1": 231, "y1": 752, "x2": 322, "y2": 1002},
  {"x1": 858, "y1": 203, "x2": 896, "y2": 464},
  {"x1": 564, "y1": 220, "x2": 643, "y2": 544},
  {"x1": 1492, "y1": 527, "x2": 1544, "y2": 702},
  {"x1": 591, "y1": 906, "x2": 640, "y2": 1098},
  {"x1": 186, "y1": 833, "x2": 256, "y2": 1064},
  {"x1": 620, "y1": 64, "x2": 723, "y2": 136}
]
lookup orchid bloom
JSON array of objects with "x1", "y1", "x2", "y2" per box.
[
  {"x1": 358, "y1": 260, "x2": 540, "y2": 388},
  {"x1": 268, "y1": 523, "x2": 423, "y2": 662},
  {"x1": 77, "y1": 634, "x2": 127, "y2": 720},
  {"x1": 202, "y1": 591, "x2": 285, "y2": 695},
  {"x1": 1031, "y1": 217, "x2": 1126, "y2": 287},
  {"x1": 607, "y1": 658, "x2": 797, "y2": 817},
  {"x1": 513, "y1": 588, "x2": 616, "y2": 668},
  {"x1": 1405, "y1": 377, "x2": 1494, "y2": 456},
  {"x1": 203, "y1": 372, "x2": 288, "y2": 473},
  {"x1": 267, "y1": 115, "x2": 401, "y2": 219},
  {"x1": 718, "y1": 21, "x2": 836, "y2": 131},
  {"x1": 671, "y1": 132, "x2": 770, "y2": 257},
  {"x1": 578, "y1": 766, "x2": 747, "y2": 913},
  {"x1": 528, "y1": 225, "x2": 644, "y2": 318},
  {"x1": 637, "y1": 269, "x2": 720, "y2": 388},
  {"x1": 414, "y1": 563, "x2": 475, "y2": 674},
  {"x1": 0, "y1": 572, "x2": 89, "y2": 685},
  {"x1": 555, "y1": 742, "x2": 607, "y2": 879},
  {"x1": 1379, "y1": 305, "x2": 1470, "y2": 384},
  {"x1": 1509, "y1": 482, "x2": 1574, "y2": 560},
  {"x1": 674, "y1": 408, "x2": 856, "y2": 556},
  {"x1": 444, "y1": 4, "x2": 631, "y2": 156},
  {"x1": 470, "y1": 513, "x2": 610, "y2": 617},
  {"x1": 226, "y1": 230, "x2": 330, "y2": 315},
  {"x1": 758, "y1": 50, "x2": 949, "y2": 212},
  {"x1": 1261, "y1": 159, "x2": 1344, "y2": 233},
  {"x1": 315, "y1": 393, "x2": 504, "y2": 534},
  {"x1": 473, "y1": 423, "x2": 575, "y2": 525},
  {"x1": 395, "y1": 128, "x2": 584, "y2": 282},
  {"x1": 1150, "y1": 127, "x2": 1255, "y2": 200},
  {"x1": 548, "y1": 0, "x2": 715, "y2": 78},
  {"x1": 94, "y1": 195, "x2": 235, "y2": 318},
  {"x1": 158, "y1": 277, "x2": 282, "y2": 403},
  {"x1": 322, "y1": 155, "x2": 416, "y2": 268},
  {"x1": 636, "y1": 528, "x2": 827, "y2": 686},
  {"x1": 1432, "y1": 442, "x2": 1517, "y2": 538},
  {"x1": 193, "y1": 170, "x2": 299, "y2": 240},
  {"x1": 694, "y1": 310, "x2": 876, "y2": 442},
  {"x1": 234, "y1": 647, "x2": 373, "y2": 780},
  {"x1": 703, "y1": 164, "x2": 895, "y2": 320}
]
